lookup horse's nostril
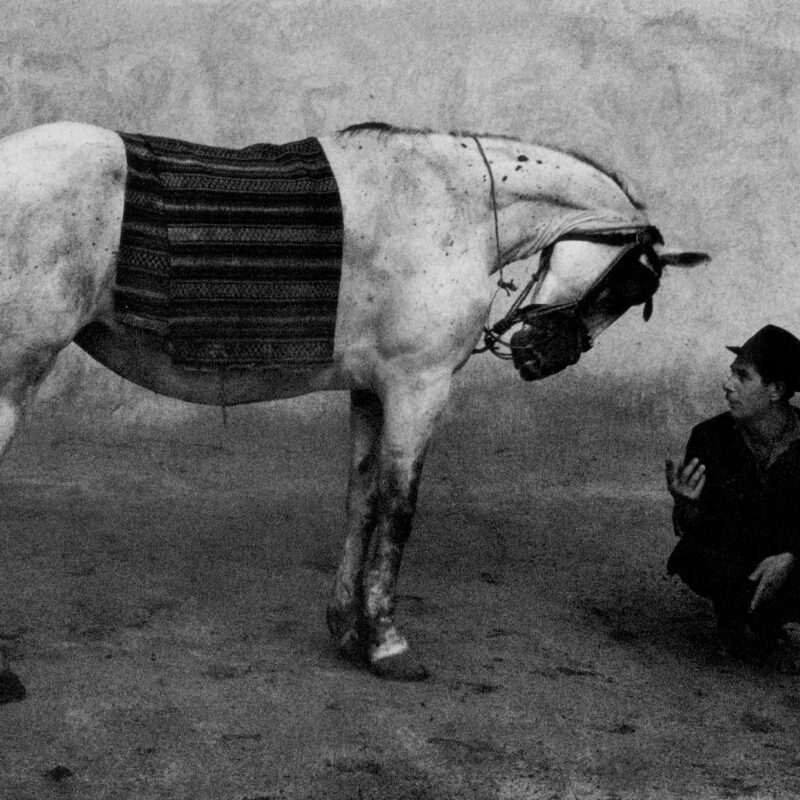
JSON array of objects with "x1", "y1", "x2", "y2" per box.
[{"x1": 509, "y1": 311, "x2": 590, "y2": 381}]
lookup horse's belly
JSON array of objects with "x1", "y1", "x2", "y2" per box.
[{"x1": 74, "y1": 321, "x2": 341, "y2": 406}]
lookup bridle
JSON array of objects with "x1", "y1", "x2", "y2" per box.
[
  {"x1": 476, "y1": 226, "x2": 664, "y2": 360},
  {"x1": 470, "y1": 136, "x2": 663, "y2": 368}
]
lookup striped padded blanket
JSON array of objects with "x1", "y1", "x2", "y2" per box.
[{"x1": 115, "y1": 132, "x2": 343, "y2": 371}]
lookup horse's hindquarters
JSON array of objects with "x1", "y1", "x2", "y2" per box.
[
  {"x1": 0, "y1": 123, "x2": 127, "y2": 334},
  {"x1": 0, "y1": 124, "x2": 127, "y2": 410}
]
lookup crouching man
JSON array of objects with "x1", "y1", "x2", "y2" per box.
[{"x1": 666, "y1": 325, "x2": 800, "y2": 667}]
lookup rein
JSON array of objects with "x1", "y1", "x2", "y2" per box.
[{"x1": 471, "y1": 136, "x2": 516, "y2": 294}]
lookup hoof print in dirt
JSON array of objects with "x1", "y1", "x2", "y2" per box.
[
  {"x1": 43, "y1": 765, "x2": 73, "y2": 782},
  {"x1": 741, "y1": 712, "x2": 783, "y2": 734},
  {"x1": 610, "y1": 722, "x2": 636, "y2": 735},
  {"x1": 370, "y1": 652, "x2": 430, "y2": 682},
  {"x1": 0, "y1": 667, "x2": 26, "y2": 704}
]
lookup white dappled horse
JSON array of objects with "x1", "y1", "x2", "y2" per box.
[{"x1": 0, "y1": 121, "x2": 707, "y2": 683}]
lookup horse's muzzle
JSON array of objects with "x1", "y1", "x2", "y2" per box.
[{"x1": 510, "y1": 309, "x2": 592, "y2": 381}]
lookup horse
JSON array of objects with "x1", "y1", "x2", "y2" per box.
[{"x1": 0, "y1": 120, "x2": 707, "y2": 685}]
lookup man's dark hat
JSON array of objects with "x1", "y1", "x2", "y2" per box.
[{"x1": 727, "y1": 324, "x2": 800, "y2": 389}]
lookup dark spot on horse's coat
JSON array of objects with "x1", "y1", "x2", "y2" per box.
[
  {"x1": 461, "y1": 142, "x2": 468, "y2": 148},
  {"x1": 517, "y1": 155, "x2": 529, "y2": 161},
  {"x1": 502, "y1": 176, "x2": 507, "y2": 181},
  {"x1": 515, "y1": 165, "x2": 522, "y2": 171},
  {"x1": 536, "y1": 159, "x2": 543, "y2": 164}
]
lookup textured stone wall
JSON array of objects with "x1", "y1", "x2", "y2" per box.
[{"x1": 1, "y1": 0, "x2": 798, "y2": 431}]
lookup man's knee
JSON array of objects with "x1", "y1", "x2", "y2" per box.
[
  {"x1": 751, "y1": 567, "x2": 800, "y2": 634},
  {"x1": 668, "y1": 537, "x2": 750, "y2": 609}
]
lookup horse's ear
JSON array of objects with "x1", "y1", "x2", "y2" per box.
[{"x1": 654, "y1": 246, "x2": 711, "y2": 268}]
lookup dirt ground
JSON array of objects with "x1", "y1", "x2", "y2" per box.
[{"x1": 2, "y1": 375, "x2": 800, "y2": 800}]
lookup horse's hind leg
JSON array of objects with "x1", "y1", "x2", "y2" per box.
[
  {"x1": 327, "y1": 389, "x2": 382, "y2": 660},
  {"x1": 0, "y1": 349, "x2": 63, "y2": 701}
]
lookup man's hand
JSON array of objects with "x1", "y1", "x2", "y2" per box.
[
  {"x1": 749, "y1": 552, "x2": 796, "y2": 612},
  {"x1": 665, "y1": 457, "x2": 706, "y2": 501}
]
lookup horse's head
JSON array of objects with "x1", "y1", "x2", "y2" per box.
[{"x1": 504, "y1": 228, "x2": 709, "y2": 380}]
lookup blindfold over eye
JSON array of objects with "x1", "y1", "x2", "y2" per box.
[{"x1": 603, "y1": 250, "x2": 661, "y2": 310}]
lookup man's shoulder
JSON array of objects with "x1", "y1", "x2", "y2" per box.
[
  {"x1": 691, "y1": 411, "x2": 735, "y2": 439},
  {"x1": 686, "y1": 412, "x2": 739, "y2": 455}
]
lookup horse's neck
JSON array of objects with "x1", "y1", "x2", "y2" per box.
[
  {"x1": 321, "y1": 131, "x2": 647, "y2": 271},
  {"x1": 483, "y1": 138, "x2": 639, "y2": 212},
  {"x1": 480, "y1": 139, "x2": 647, "y2": 266}
]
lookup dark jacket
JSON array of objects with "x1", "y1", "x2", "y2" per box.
[{"x1": 669, "y1": 410, "x2": 800, "y2": 572}]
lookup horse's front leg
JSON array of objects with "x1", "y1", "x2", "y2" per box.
[
  {"x1": 327, "y1": 389, "x2": 382, "y2": 660},
  {"x1": 362, "y1": 374, "x2": 452, "y2": 681}
]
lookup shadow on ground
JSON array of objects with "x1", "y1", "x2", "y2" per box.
[{"x1": 1, "y1": 374, "x2": 799, "y2": 800}]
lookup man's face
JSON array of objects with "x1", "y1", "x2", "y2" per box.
[{"x1": 723, "y1": 358, "x2": 773, "y2": 421}]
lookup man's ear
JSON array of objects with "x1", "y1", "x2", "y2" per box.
[{"x1": 769, "y1": 380, "x2": 788, "y2": 402}]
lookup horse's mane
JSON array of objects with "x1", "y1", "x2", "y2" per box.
[
  {"x1": 337, "y1": 122, "x2": 645, "y2": 211},
  {"x1": 339, "y1": 121, "x2": 434, "y2": 137}
]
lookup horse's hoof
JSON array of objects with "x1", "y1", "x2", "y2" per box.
[
  {"x1": 336, "y1": 628, "x2": 370, "y2": 664},
  {"x1": 370, "y1": 650, "x2": 429, "y2": 682},
  {"x1": 367, "y1": 619, "x2": 428, "y2": 680},
  {"x1": 327, "y1": 605, "x2": 370, "y2": 664},
  {"x1": 0, "y1": 667, "x2": 26, "y2": 704},
  {"x1": 326, "y1": 603, "x2": 361, "y2": 640}
]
